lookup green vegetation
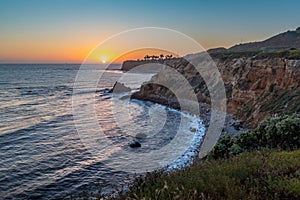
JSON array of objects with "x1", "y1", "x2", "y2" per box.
[
  {"x1": 210, "y1": 51, "x2": 260, "y2": 60},
  {"x1": 260, "y1": 89, "x2": 300, "y2": 114},
  {"x1": 211, "y1": 49, "x2": 300, "y2": 60},
  {"x1": 225, "y1": 83, "x2": 233, "y2": 98},
  {"x1": 120, "y1": 150, "x2": 300, "y2": 200},
  {"x1": 143, "y1": 54, "x2": 173, "y2": 60},
  {"x1": 210, "y1": 114, "x2": 300, "y2": 159},
  {"x1": 118, "y1": 114, "x2": 300, "y2": 200},
  {"x1": 258, "y1": 49, "x2": 300, "y2": 59}
]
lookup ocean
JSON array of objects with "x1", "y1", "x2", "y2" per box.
[{"x1": 0, "y1": 64, "x2": 204, "y2": 199}]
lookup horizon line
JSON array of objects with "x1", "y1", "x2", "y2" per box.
[{"x1": 0, "y1": 62, "x2": 123, "y2": 65}]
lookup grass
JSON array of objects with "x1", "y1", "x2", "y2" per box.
[
  {"x1": 117, "y1": 114, "x2": 300, "y2": 200},
  {"x1": 118, "y1": 149, "x2": 300, "y2": 200}
]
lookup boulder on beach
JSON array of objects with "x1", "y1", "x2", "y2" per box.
[{"x1": 109, "y1": 82, "x2": 131, "y2": 93}]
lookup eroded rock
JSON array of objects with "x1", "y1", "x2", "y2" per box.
[{"x1": 109, "y1": 82, "x2": 131, "y2": 93}]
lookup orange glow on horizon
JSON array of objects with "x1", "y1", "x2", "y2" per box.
[
  {"x1": 85, "y1": 48, "x2": 180, "y2": 64},
  {"x1": 0, "y1": 27, "x2": 232, "y2": 64},
  {"x1": 0, "y1": 33, "x2": 221, "y2": 64},
  {"x1": 113, "y1": 48, "x2": 179, "y2": 63}
]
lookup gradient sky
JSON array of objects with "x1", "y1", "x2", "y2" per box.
[{"x1": 1, "y1": 0, "x2": 300, "y2": 63}]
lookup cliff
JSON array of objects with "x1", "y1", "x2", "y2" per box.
[
  {"x1": 122, "y1": 60, "x2": 160, "y2": 71},
  {"x1": 121, "y1": 59, "x2": 180, "y2": 71},
  {"x1": 132, "y1": 52, "x2": 300, "y2": 127}
]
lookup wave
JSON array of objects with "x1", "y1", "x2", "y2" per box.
[{"x1": 0, "y1": 114, "x2": 73, "y2": 138}]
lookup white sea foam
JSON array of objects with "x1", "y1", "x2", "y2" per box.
[
  {"x1": 165, "y1": 110, "x2": 206, "y2": 171},
  {"x1": 117, "y1": 94, "x2": 206, "y2": 172}
]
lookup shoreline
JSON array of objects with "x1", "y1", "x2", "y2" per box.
[
  {"x1": 160, "y1": 101, "x2": 244, "y2": 171},
  {"x1": 105, "y1": 94, "x2": 244, "y2": 198}
]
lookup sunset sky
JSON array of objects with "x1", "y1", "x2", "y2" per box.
[{"x1": 1, "y1": 0, "x2": 300, "y2": 63}]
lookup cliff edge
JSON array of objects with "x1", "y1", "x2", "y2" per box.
[{"x1": 132, "y1": 52, "x2": 300, "y2": 127}]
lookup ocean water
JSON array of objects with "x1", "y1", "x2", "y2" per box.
[{"x1": 0, "y1": 64, "x2": 204, "y2": 199}]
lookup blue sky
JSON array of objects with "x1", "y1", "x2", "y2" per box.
[{"x1": 0, "y1": 0, "x2": 300, "y2": 62}]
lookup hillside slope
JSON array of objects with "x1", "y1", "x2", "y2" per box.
[{"x1": 229, "y1": 27, "x2": 300, "y2": 52}]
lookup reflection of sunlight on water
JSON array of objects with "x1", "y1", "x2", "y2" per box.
[
  {"x1": 0, "y1": 96, "x2": 59, "y2": 109},
  {"x1": 93, "y1": 90, "x2": 203, "y2": 172},
  {"x1": 80, "y1": 69, "x2": 205, "y2": 172},
  {"x1": 118, "y1": 72, "x2": 156, "y2": 89},
  {"x1": 110, "y1": 97, "x2": 143, "y2": 132},
  {"x1": 0, "y1": 99, "x2": 34, "y2": 109},
  {"x1": 0, "y1": 118, "x2": 40, "y2": 135},
  {"x1": 0, "y1": 65, "x2": 204, "y2": 198},
  {"x1": 147, "y1": 104, "x2": 168, "y2": 137}
]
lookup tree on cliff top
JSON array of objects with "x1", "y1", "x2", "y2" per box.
[{"x1": 144, "y1": 55, "x2": 150, "y2": 60}]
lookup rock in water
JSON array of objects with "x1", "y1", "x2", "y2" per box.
[
  {"x1": 109, "y1": 82, "x2": 131, "y2": 93},
  {"x1": 119, "y1": 94, "x2": 131, "y2": 100},
  {"x1": 129, "y1": 141, "x2": 141, "y2": 148},
  {"x1": 189, "y1": 127, "x2": 197, "y2": 132},
  {"x1": 135, "y1": 133, "x2": 147, "y2": 139}
]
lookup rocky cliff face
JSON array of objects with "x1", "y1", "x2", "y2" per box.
[{"x1": 132, "y1": 55, "x2": 300, "y2": 127}]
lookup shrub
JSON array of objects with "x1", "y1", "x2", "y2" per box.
[
  {"x1": 117, "y1": 114, "x2": 300, "y2": 200},
  {"x1": 211, "y1": 114, "x2": 300, "y2": 159},
  {"x1": 210, "y1": 134, "x2": 232, "y2": 159}
]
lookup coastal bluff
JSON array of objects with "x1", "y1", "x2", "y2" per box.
[
  {"x1": 121, "y1": 59, "x2": 179, "y2": 71},
  {"x1": 130, "y1": 27, "x2": 300, "y2": 127},
  {"x1": 122, "y1": 60, "x2": 160, "y2": 71},
  {"x1": 131, "y1": 52, "x2": 300, "y2": 127}
]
